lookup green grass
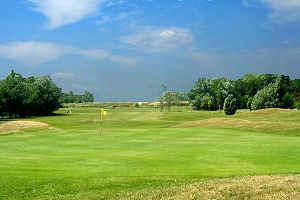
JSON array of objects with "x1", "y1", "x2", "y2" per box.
[{"x1": 1, "y1": 108, "x2": 300, "y2": 199}]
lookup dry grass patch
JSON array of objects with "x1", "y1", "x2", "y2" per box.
[
  {"x1": 175, "y1": 118, "x2": 300, "y2": 132},
  {"x1": 123, "y1": 176, "x2": 300, "y2": 200},
  {"x1": 0, "y1": 120, "x2": 49, "y2": 134},
  {"x1": 253, "y1": 108, "x2": 293, "y2": 114}
]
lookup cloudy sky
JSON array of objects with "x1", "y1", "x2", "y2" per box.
[{"x1": 1, "y1": 0, "x2": 300, "y2": 101}]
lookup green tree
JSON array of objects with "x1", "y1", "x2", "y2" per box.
[
  {"x1": 28, "y1": 76, "x2": 62, "y2": 115},
  {"x1": 0, "y1": 71, "x2": 62, "y2": 117},
  {"x1": 188, "y1": 78, "x2": 212, "y2": 101},
  {"x1": 3, "y1": 70, "x2": 27, "y2": 117},
  {"x1": 189, "y1": 77, "x2": 233, "y2": 111},
  {"x1": 251, "y1": 79, "x2": 280, "y2": 111},
  {"x1": 211, "y1": 78, "x2": 233, "y2": 110},
  {"x1": 281, "y1": 93, "x2": 294, "y2": 109},
  {"x1": 251, "y1": 76, "x2": 294, "y2": 110}
]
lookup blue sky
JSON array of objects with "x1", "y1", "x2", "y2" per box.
[{"x1": 1, "y1": 0, "x2": 300, "y2": 101}]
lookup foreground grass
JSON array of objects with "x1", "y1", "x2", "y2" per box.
[{"x1": 0, "y1": 108, "x2": 300, "y2": 199}]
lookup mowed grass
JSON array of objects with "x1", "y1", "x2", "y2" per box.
[{"x1": 1, "y1": 107, "x2": 300, "y2": 199}]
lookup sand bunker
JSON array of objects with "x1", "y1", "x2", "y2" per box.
[{"x1": 0, "y1": 120, "x2": 49, "y2": 134}]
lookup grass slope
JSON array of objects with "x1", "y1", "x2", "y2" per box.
[{"x1": 0, "y1": 108, "x2": 300, "y2": 199}]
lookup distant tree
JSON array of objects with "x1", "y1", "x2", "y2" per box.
[
  {"x1": 82, "y1": 91, "x2": 94, "y2": 102},
  {"x1": 224, "y1": 94, "x2": 237, "y2": 115},
  {"x1": 160, "y1": 84, "x2": 168, "y2": 112},
  {"x1": 60, "y1": 91, "x2": 94, "y2": 104},
  {"x1": 164, "y1": 92, "x2": 173, "y2": 112},
  {"x1": 160, "y1": 91, "x2": 180, "y2": 112},
  {"x1": 159, "y1": 95, "x2": 165, "y2": 112},
  {"x1": 177, "y1": 92, "x2": 189, "y2": 101}
]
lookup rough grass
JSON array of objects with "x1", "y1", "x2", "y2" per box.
[
  {"x1": 122, "y1": 176, "x2": 300, "y2": 200},
  {"x1": 1, "y1": 107, "x2": 300, "y2": 200},
  {"x1": 175, "y1": 109, "x2": 300, "y2": 134},
  {"x1": 176, "y1": 118, "x2": 300, "y2": 132}
]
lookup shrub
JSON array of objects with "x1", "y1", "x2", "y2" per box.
[{"x1": 224, "y1": 94, "x2": 237, "y2": 115}]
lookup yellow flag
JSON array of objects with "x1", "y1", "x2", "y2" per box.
[{"x1": 103, "y1": 111, "x2": 107, "y2": 116}]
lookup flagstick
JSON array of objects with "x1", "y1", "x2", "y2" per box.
[
  {"x1": 99, "y1": 113, "x2": 103, "y2": 136},
  {"x1": 98, "y1": 109, "x2": 108, "y2": 136}
]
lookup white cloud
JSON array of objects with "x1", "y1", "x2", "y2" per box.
[
  {"x1": 27, "y1": 0, "x2": 107, "y2": 29},
  {"x1": 52, "y1": 72, "x2": 96, "y2": 93},
  {"x1": 0, "y1": 41, "x2": 73, "y2": 66},
  {"x1": 262, "y1": 0, "x2": 300, "y2": 23},
  {"x1": 52, "y1": 72, "x2": 79, "y2": 80},
  {"x1": 184, "y1": 47, "x2": 300, "y2": 76},
  {"x1": 97, "y1": 12, "x2": 132, "y2": 25},
  {"x1": 0, "y1": 41, "x2": 139, "y2": 66},
  {"x1": 78, "y1": 49, "x2": 139, "y2": 66},
  {"x1": 244, "y1": 0, "x2": 300, "y2": 23},
  {"x1": 120, "y1": 27, "x2": 194, "y2": 53}
]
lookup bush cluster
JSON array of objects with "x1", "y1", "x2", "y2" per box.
[{"x1": 189, "y1": 74, "x2": 297, "y2": 114}]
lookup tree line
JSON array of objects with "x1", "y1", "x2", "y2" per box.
[
  {"x1": 188, "y1": 74, "x2": 299, "y2": 114},
  {"x1": 1, "y1": 70, "x2": 299, "y2": 117},
  {"x1": 59, "y1": 91, "x2": 94, "y2": 104},
  {"x1": 0, "y1": 71, "x2": 94, "y2": 118}
]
